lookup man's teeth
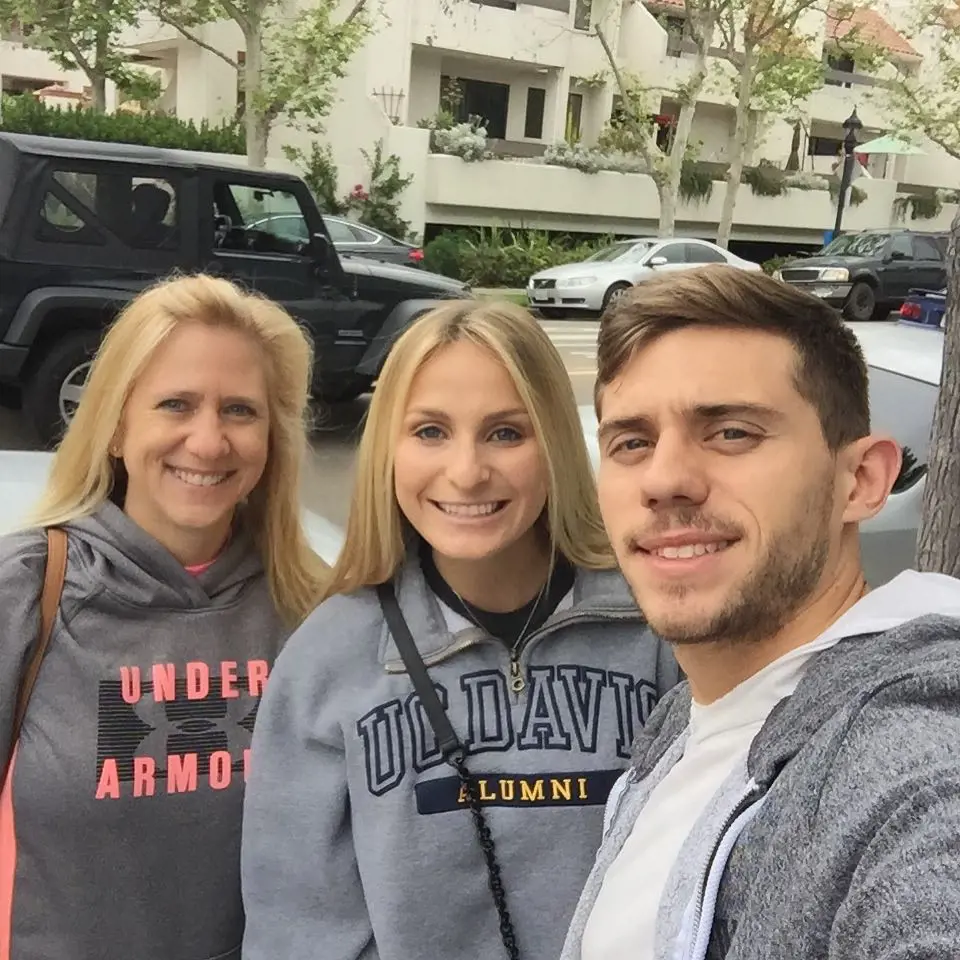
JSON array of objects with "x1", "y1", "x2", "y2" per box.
[
  {"x1": 173, "y1": 469, "x2": 229, "y2": 487},
  {"x1": 654, "y1": 541, "x2": 730, "y2": 559},
  {"x1": 437, "y1": 502, "x2": 501, "y2": 517}
]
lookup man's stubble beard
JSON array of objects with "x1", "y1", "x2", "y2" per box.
[{"x1": 637, "y1": 469, "x2": 836, "y2": 649}]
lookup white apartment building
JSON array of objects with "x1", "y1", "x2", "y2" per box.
[
  {"x1": 9, "y1": 0, "x2": 960, "y2": 244},
  {"x1": 0, "y1": 22, "x2": 121, "y2": 109}
]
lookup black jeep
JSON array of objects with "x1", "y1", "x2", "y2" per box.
[
  {"x1": 0, "y1": 132, "x2": 469, "y2": 445},
  {"x1": 774, "y1": 228, "x2": 948, "y2": 322}
]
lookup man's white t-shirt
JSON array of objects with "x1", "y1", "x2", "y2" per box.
[{"x1": 580, "y1": 632, "x2": 845, "y2": 960}]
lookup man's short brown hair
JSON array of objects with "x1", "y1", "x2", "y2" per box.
[{"x1": 595, "y1": 265, "x2": 870, "y2": 450}]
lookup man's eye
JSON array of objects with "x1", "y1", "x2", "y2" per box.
[{"x1": 610, "y1": 437, "x2": 648, "y2": 455}]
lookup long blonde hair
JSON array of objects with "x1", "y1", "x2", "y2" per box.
[
  {"x1": 323, "y1": 299, "x2": 615, "y2": 601},
  {"x1": 30, "y1": 273, "x2": 328, "y2": 625}
]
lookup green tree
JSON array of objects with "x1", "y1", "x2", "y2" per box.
[
  {"x1": 710, "y1": 0, "x2": 832, "y2": 249},
  {"x1": 883, "y1": 0, "x2": 960, "y2": 575},
  {"x1": 0, "y1": 0, "x2": 151, "y2": 112},
  {"x1": 594, "y1": 0, "x2": 728, "y2": 236},
  {"x1": 149, "y1": 0, "x2": 374, "y2": 166}
]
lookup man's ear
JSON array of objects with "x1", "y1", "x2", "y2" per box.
[{"x1": 840, "y1": 434, "x2": 903, "y2": 523}]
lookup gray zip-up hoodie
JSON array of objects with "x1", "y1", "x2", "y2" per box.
[
  {"x1": 560, "y1": 570, "x2": 960, "y2": 960},
  {"x1": 240, "y1": 556, "x2": 680, "y2": 960},
  {"x1": 0, "y1": 504, "x2": 290, "y2": 960}
]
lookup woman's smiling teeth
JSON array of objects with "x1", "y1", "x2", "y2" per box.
[
  {"x1": 171, "y1": 467, "x2": 232, "y2": 487},
  {"x1": 433, "y1": 500, "x2": 506, "y2": 517}
]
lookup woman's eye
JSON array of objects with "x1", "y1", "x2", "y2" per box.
[
  {"x1": 225, "y1": 403, "x2": 257, "y2": 418},
  {"x1": 158, "y1": 398, "x2": 187, "y2": 412},
  {"x1": 414, "y1": 425, "x2": 445, "y2": 441},
  {"x1": 490, "y1": 426, "x2": 522, "y2": 443}
]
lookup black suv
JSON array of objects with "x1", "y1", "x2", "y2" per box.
[
  {"x1": 0, "y1": 132, "x2": 469, "y2": 445},
  {"x1": 775, "y1": 229, "x2": 948, "y2": 322}
]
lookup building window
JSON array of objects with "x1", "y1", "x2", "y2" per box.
[
  {"x1": 471, "y1": 0, "x2": 517, "y2": 8},
  {"x1": 524, "y1": 87, "x2": 546, "y2": 139},
  {"x1": 566, "y1": 92, "x2": 583, "y2": 142},
  {"x1": 665, "y1": 16, "x2": 687, "y2": 56},
  {"x1": 808, "y1": 135, "x2": 843, "y2": 157},
  {"x1": 236, "y1": 50, "x2": 246, "y2": 119},
  {"x1": 824, "y1": 52, "x2": 855, "y2": 88},
  {"x1": 574, "y1": 0, "x2": 592, "y2": 30},
  {"x1": 444, "y1": 76, "x2": 509, "y2": 139}
]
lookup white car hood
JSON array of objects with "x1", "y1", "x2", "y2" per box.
[{"x1": 532, "y1": 260, "x2": 634, "y2": 282}]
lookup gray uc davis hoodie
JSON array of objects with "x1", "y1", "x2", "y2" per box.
[
  {"x1": 240, "y1": 556, "x2": 680, "y2": 960},
  {"x1": 560, "y1": 570, "x2": 960, "y2": 960},
  {"x1": 0, "y1": 503, "x2": 290, "y2": 960}
]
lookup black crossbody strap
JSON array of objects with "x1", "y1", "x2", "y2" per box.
[
  {"x1": 376, "y1": 581, "x2": 520, "y2": 960},
  {"x1": 377, "y1": 582, "x2": 463, "y2": 762}
]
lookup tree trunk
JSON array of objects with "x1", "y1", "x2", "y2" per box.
[
  {"x1": 658, "y1": 177, "x2": 676, "y2": 237},
  {"x1": 716, "y1": 46, "x2": 757, "y2": 250},
  {"x1": 662, "y1": 16, "x2": 715, "y2": 238},
  {"x1": 90, "y1": 75, "x2": 107, "y2": 113},
  {"x1": 916, "y1": 207, "x2": 960, "y2": 576},
  {"x1": 244, "y1": 20, "x2": 269, "y2": 167}
]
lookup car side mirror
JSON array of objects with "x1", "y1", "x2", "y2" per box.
[
  {"x1": 311, "y1": 232, "x2": 330, "y2": 259},
  {"x1": 648, "y1": 255, "x2": 668, "y2": 267},
  {"x1": 886, "y1": 250, "x2": 908, "y2": 262}
]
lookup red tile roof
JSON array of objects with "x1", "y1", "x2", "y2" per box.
[{"x1": 826, "y1": 5, "x2": 919, "y2": 58}]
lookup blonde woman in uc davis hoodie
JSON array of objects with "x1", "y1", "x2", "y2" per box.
[
  {"x1": 0, "y1": 275, "x2": 327, "y2": 960},
  {"x1": 240, "y1": 300, "x2": 681, "y2": 960}
]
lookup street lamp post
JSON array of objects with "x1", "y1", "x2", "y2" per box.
[{"x1": 833, "y1": 107, "x2": 864, "y2": 237}]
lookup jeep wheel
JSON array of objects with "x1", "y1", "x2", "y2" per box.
[
  {"x1": 23, "y1": 330, "x2": 102, "y2": 447},
  {"x1": 843, "y1": 282, "x2": 877, "y2": 323}
]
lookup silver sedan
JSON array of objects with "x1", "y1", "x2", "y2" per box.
[{"x1": 527, "y1": 237, "x2": 762, "y2": 318}]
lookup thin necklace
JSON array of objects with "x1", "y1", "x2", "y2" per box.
[{"x1": 450, "y1": 577, "x2": 549, "y2": 652}]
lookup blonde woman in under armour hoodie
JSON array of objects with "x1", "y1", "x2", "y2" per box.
[
  {"x1": 0, "y1": 275, "x2": 327, "y2": 960},
  {"x1": 240, "y1": 300, "x2": 681, "y2": 960}
]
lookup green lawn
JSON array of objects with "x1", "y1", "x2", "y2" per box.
[{"x1": 474, "y1": 288, "x2": 527, "y2": 306}]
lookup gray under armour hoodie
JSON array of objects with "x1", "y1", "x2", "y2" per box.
[
  {"x1": 560, "y1": 570, "x2": 960, "y2": 960},
  {"x1": 240, "y1": 555, "x2": 681, "y2": 960},
  {"x1": 0, "y1": 503, "x2": 290, "y2": 960}
]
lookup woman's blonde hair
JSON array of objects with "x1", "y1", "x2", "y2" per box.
[
  {"x1": 323, "y1": 299, "x2": 615, "y2": 600},
  {"x1": 30, "y1": 273, "x2": 328, "y2": 625}
]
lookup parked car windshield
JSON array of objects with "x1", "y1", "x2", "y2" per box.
[
  {"x1": 585, "y1": 240, "x2": 652, "y2": 263},
  {"x1": 819, "y1": 233, "x2": 888, "y2": 258}
]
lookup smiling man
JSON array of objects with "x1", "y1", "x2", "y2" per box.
[{"x1": 560, "y1": 266, "x2": 960, "y2": 960}]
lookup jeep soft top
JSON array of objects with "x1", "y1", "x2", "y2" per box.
[{"x1": 0, "y1": 132, "x2": 469, "y2": 445}]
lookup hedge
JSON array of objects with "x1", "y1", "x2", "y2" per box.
[{"x1": 0, "y1": 94, "x2": 245, "y2": 154}]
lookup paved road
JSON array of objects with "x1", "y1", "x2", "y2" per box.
[{"x1": 0, "y1": 320, "x2": 603, "y2": 531}]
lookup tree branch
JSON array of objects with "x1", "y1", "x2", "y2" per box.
[
  {"x1": 59, "y1": 29, "x2": 96, "y2": 76},
  {"x1": 154, "y1": 8, "x2": 239, "y2": 69},
  {"x1": 343, "y1": 0, "x2": 367, "y2": 24},
  {"x1": 218, "y1": 0, "x2": 248, "y2": 30}
]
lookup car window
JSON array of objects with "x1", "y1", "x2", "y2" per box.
[
  {"x1": 820, "y1": 232, "x2": 888, "y2": 258},
  {"x1": 653, "y1": 243, "x2": 686, "y2": 264},
  {"x1": 586, "y1": 241, "x2": 648, "y2": 263},
  {"x1": 889, "y1": 234, "x2": 913, "y2": 259},
  {"x1": 213, "y1": 182, "x2": 310, "y2": 255},
  {"x1": 352, "y1": 224, "x2": 384, "y2": 243},
  {"x1": 685, "y1": 242, "x2": 726, "y2": 264},
  {"x1": 867, "y1": 365, "x2": 938, "y2": 490},
  {"x1": 912, "y1": 236, "x2": 943, "y2": 261},
  {"x1": 324, "y1": 218, "x2": 358, "y2": 243},
  {"x1": 38, "y1": 169, "x2": 180, "y2": 250}
]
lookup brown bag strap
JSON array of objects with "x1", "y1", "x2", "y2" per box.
[{"x1": 2, "y1": 528, "x2": 68, "y2": 787}]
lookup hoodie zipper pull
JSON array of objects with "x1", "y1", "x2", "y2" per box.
[{"x1": 509, "y1": 656, "x2": 526, "y2": 694}]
